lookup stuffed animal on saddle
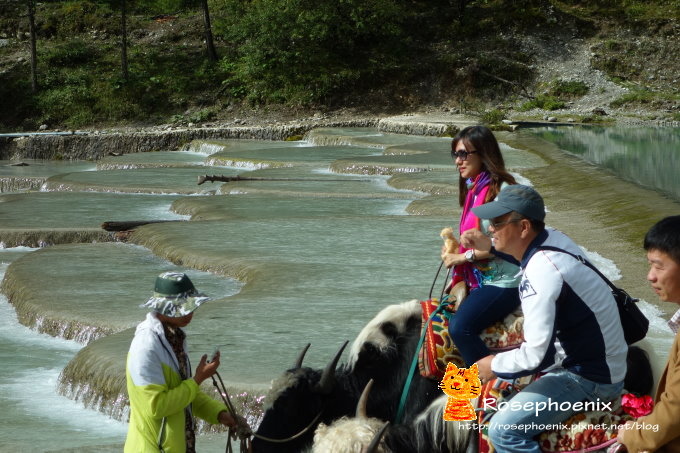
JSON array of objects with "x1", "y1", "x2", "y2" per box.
[{"x1": 440, "y1": 227, "x2": 467, "y2": 309}]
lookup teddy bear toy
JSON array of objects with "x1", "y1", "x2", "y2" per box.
[
  {"x1": 439, "y1": 227, "x2": 459, "y2": 259},
  {"x1": 439, "y1": 227, "x2": 467, "y2": 309}
]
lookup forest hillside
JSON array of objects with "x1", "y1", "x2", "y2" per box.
[{"x1": 1, "y1": 0, "x2": 678, "y2": 130}]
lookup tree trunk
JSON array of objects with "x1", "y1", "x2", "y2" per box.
[
  {"x1": 27, "y1": 0, "x2": 38, "y2": 92},
  {"x1": 120, "y1": 0, "x2": 129, "y2": 80},
  {"x1": 201, "y1": 0, "x2": 218, "y2": 62},
  {"x1": 101, "y1": 220, "x2": 182, "y2": 231}
]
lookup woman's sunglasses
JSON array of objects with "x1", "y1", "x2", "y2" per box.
[{"x1": 451, "y1": 149, "x2": 478, "y2": 161}]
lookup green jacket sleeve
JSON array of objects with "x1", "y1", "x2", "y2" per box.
[{"x1": 193, "y1": 388, "x2": 229, "y2": 424}]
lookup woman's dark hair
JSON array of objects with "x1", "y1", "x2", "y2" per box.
[
  {"x1": 452, "y1": 125, "x2": 516, "y2": 207},
  {"x1": 644, "y1": 215, "x2": 680, "y2": 265}
]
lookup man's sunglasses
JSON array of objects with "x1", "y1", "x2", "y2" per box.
[
  {"x1": 451, "y1": 149, "x2": 478, "y2": 161},
  {"x1": 489, "y1": 217, "x2": 523, "y2": 229}
]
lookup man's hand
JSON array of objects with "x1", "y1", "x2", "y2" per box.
[
  {"x1": 460, "y1": 229, "x2": 492, "y2": 252},
  {"x1": 194, "y1": 351, "x2": 220, "y2": 385},
  {"x1": 616, "y1": 420, "x2": 637, "y2": 446},
  {"x1": 218, "y1": 410, "x2": 237, "y2": 428},
  {"x1": 476, "y1": 355, "x2": 497, "y2": 383}
]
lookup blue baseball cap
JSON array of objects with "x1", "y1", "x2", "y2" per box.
[{"x1": 472, "y1": 184, "x2": 546, "y2": 221}]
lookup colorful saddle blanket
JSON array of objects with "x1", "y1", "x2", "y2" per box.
[{"x1": 418, "y1": 298, "x2": 524, "y2": 379}]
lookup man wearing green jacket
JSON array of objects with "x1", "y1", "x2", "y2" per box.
[{"x1": 125, "y1": 272, "x2": 237, "y2": 452}]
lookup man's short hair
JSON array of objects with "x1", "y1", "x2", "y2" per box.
[
  {"x1": 644, "y1": 215, "x2": 680, "y2": 264},
  {"x1": 510, "y1": 213, "x2": 545, "y2": 233}
]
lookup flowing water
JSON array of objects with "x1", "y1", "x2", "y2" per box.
[{"x1": 0, "y1": 125, "x2": 679, "y2": 452}]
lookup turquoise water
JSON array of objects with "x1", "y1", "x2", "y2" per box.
[
  {"x1": 527, "y1": 125, "x2": 680, "y2": 201},
  {"x1": 0, "y1": 125, "x2": 678, "y2": 452}
]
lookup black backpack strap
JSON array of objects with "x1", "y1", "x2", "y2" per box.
[{"x1": 536, "y1": 245, "x2": 618, "y2": 292}]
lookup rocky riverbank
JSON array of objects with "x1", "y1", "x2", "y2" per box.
[
  {"x1": 0, "y1": 114, "x2": 486, "y2": 161},
  {"x1": 4, "y1": 109, "x2": 678, "y2": 163}
]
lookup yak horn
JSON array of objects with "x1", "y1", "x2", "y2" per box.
[
  {"x1": 316, "y1": 340, "x2": 349, "y2": 394},
  {"x1": 356, "y1": 379, "x2": 374, "y2": 418},
  {"x1": 363, "y1": 421, "x2": 390, "y2": 453},
  {"x1": 294, "y1": 343, "x2": 311, "y2": 369}
]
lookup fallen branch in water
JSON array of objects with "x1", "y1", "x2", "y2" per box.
[
  {"x1": 101, "y1": 220, "x2": 183, "y2": 231},
  {"x1": 197, "y1": 174, "x2": 365, "y2": 185}
]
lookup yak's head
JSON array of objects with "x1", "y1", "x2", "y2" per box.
[{"x1": 252, "y1": 342, "x2": 351, "y2": 453}]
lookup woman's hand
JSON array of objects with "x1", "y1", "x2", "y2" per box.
[{"x1": 442, "y1": 252, "x2": 466, "y2": 268}]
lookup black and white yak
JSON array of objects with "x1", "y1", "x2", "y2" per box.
[{"x1": 251, "y1": 300, "x2": 441, "y2": 453}]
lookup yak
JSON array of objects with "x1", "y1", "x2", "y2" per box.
[{"x1": 251, "y1": 300, "x2": 441, "y2": 452}]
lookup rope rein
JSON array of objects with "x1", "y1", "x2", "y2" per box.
[
  {"x1": 211, "y1": 371, "x2": 253, "y2": 453},
  {"x1": 210, "y1": 371, "x2": 325, "y2": 451},
  {"x1": 395, "y1": 260, "x2": 454, "y2": 424}
]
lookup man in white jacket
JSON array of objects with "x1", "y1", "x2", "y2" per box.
[{"x1": 460, "y1": 185, "x2": 627, "y2": 453}]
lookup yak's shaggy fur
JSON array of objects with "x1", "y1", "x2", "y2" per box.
[
  {"x1": 347, "y1": 300, "x2": 420, "y2": 368},
  {"x1": 313, "y1": 417, "x2": 389, "y2": 453}
]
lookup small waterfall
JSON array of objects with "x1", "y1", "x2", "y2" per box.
[
  {"x1": 57, "y1": 332, "x2": 131, "y2": 422},
  {"x1": 205, "y1": 156, "x2": 292, "y2": 169},
  {"x1": 303, "y1": 129, "x2": 379, "y2": 147},
  {"x1": 0, "y1": 229, "x2": 112, "y2": 248},
  {"x1": 0, "y1": 177, "x2": 46, "y2": 192},
  {"x1": 377, "y1": 114, "x2": 479, "y2": 136},
  {"x1": 2, "y1": 267, "x2": 116, "y2": 343},
  {"x1": 329, "y1": 160, "x2": 431, "y2": 175},
  {"x1": 185, "y1": 141, "x2": 233, "y2": 155},
  {"x1": 0, "y1": 120, "x2": 379, "y2": 161},
  {"x1": 128, "y1": 226, "x2": 264, "y2": 285}
]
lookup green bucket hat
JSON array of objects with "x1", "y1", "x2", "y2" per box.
[{"x1": 140, "y1": 272, "x2": 210, "y2": 317}]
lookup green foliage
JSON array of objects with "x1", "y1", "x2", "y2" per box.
[
  {"x1": 549, "y1": 80, "x2": 589, "y2": 98},
  {"x1": 142, "y1": 0, "x2": 185, "y2": 14},
  {"x1": 516, "y1": 79, "x2": 587, "y2": 112},
  {"x1": 39, "y1": 1, "x2": 116, "y2": 37},
  {"x1": 519, "y1": 95, "x2": 566, "y2": 111},
  {"x1": 171, "y1": 107, "x2": 218, "y2": 124},
  {"x1": 609, "y1": 87, "x2": 659, "y2": 107},
  {"x1": 215, "y1": 0, "x2": 413, "y2": 105},
  {"x1": 481, "y1": 109, "x2": 506, "y2": 125},
  {"x1": 440, "y1": 125, "x2": 461, "y2": 138},
  {"x1": 44, "y1": 39, "x2": 98, "y2": 67},
  {"x1": 552, "y1": 0, "x2": 679, "y2": 22}
]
